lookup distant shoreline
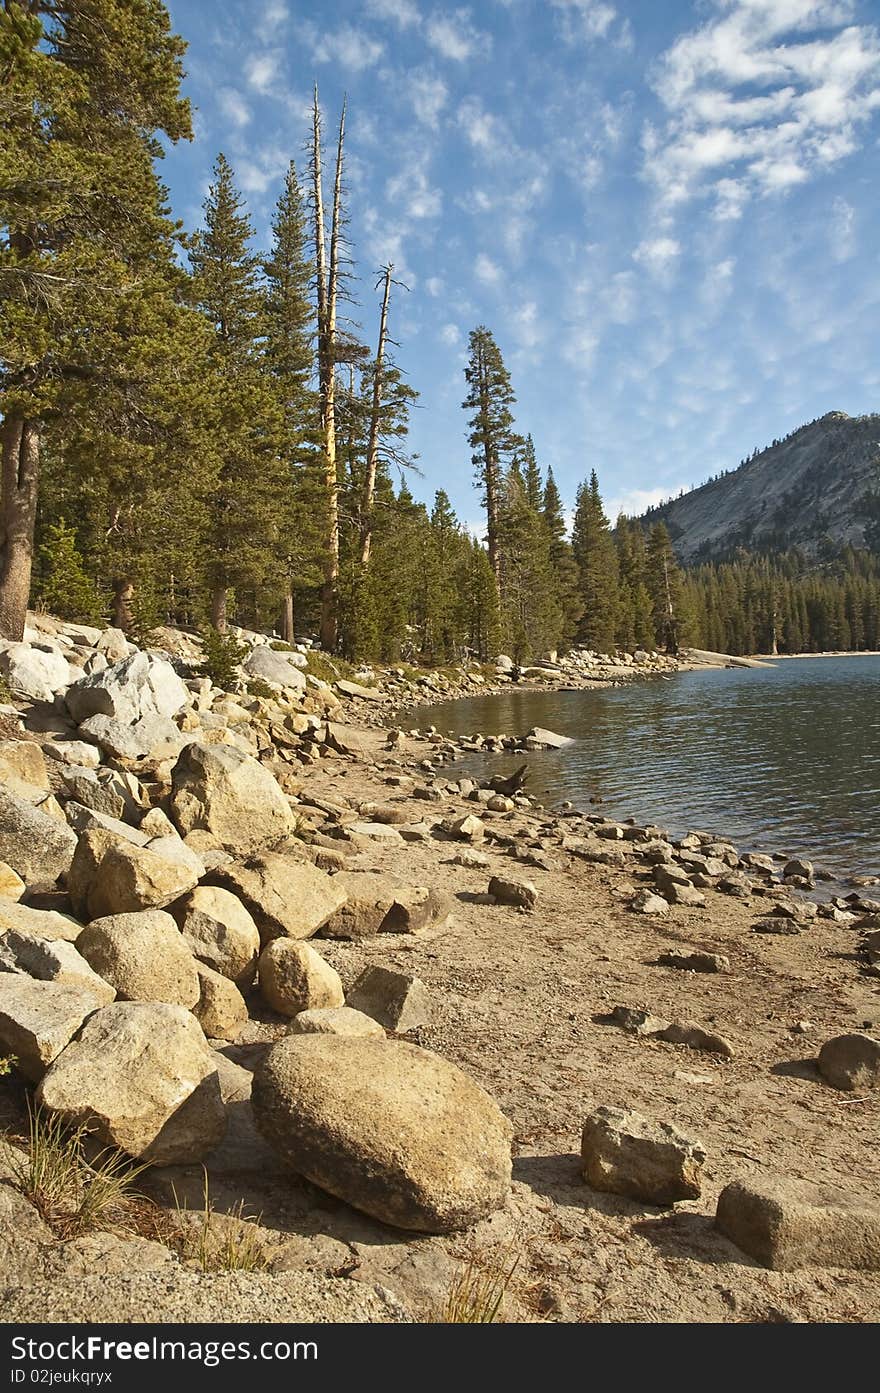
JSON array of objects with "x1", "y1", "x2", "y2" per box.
[{"x1": 750, "y1": 650, "x2": 880, "y2": 660}]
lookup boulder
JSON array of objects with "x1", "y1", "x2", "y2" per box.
[
  {"x1": 64, "y1": 802, "x2": 151, "y2": 846},
  {"x1": 816, "y1": 1033, "x2": 880, "y2": 1092},
  {"x1": 0, "y1": 864, "x2": 25, "y2": 902},
  {"x1": 170, "y1": 886, "x2": 260, "y2": 988},
  {"x1": 716, "y1": 1177, "x2": 880, "y2": 1271},
  {"x1": 0, "y1": 789, "x2": 78, "y2": 887},
  {"x1": 345, "y1": 965, "x2": 429, "y2": 1033},
  {"x1": 206, "y1": 854, "x2": 347, "y2": 943},
  {"x1": 320, "y1": 872, "x2": 453, "y2": 939},
  {"x1": 581, "y1": 1105, "x2": 706, "y2": 1205},
  {"x1": 0, "y1": 977, "x2": 103, "y2": 1081},
  {"x1": 42, "y1": 740, "x2": 102, "y2": 769},
  {"x1": 61, "y1": 773, "x2": 126, "y2": 822},
  {"x1": 335, "y1": 680, "x2": 383, "y2": 702},
  {"x1": 290, "y1": 1006, "x2": 385, "y2": 1039},
  {"x1": 76, "y1": 910, "x2": 200, "y2": 1008},
  {"x1": 630, "y1": 890, "x2": 669, "y2": 916},
  {"x1": 78, "y1": 714, "x2": 185, "y2": 763},
  {"x1": 36, "y1": 1001, "x2": 226, "y2": 1164},
  {"x1": 0, "y1": 930, "x2": 115, "y2": 1003},
  {"x1": 170, "y1": 743, "x2": 295, "y2": 854},
  {"x1": 488, "y1": 876, "x2": 537, "y2": 910},
  {"x1": 0, "y1": 740, "x2": 50, "y2": 801},
  {"x1": 0, "y1": 644, "x2": 73, "y2": 702},
  {"x1": 65, "y1": 651, "x2": 188, "y2": 726},
  {"x1": 243, "y1": 646, "x2": 307, "y2": 691},
  {"x1": 193, "y1": 963, "x2": 248, "y2": 1041},
  {"x1": 0, "y1": 897, "x2": 82, "y2": 942},
  {"x1": 258, "y1": 940, "x2": 344, "y2": 1017},
  {"x1": 69, "y1": 830, "x2": 200, "y2": 920},
  {"x1": 251, "y1": 1036, "x2": 512, "y2": 1232},
  {"x1": 323, "y1": 723, "x2": 374, "y2": 759},
  {"x1": 526, "y1": 728, "x2": 573, "y2": 749},
  {"x1": 449, "y1": 814, "x2": 485, "y2": 843}
]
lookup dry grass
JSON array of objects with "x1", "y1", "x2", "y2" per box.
[
  {"x1": 3, "y1": 1104, "x2": 148, "y2": 1238},
  {"x1": 171, "y1": 1170, "x2": 268, "y2": 1273},
  {"x1": 440, "y1": 1243, "x2": 522, "y2": 1323}
]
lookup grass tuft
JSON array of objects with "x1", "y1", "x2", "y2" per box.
[
  {"x1": 3, "y1": 1103, "x2": 148, "y2": 1238},
  {"x1": 440, "y1": 1244, "x2": 521, "y2": 1323},
  {"x1": 172, "y1": 1170, "x2": 268, "y2": 1273}
]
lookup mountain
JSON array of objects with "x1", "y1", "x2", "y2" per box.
[{"x1": 638, "y1": 411, "x2": 880, "y2": 562}]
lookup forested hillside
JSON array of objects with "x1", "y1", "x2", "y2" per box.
[{"x1": 3, "y1": 3, "x2": 879, "y2": 666}]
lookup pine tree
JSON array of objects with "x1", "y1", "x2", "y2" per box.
[
  {"x1": 543, "y1": 466, "x2": 582, "y2": 648},
  {"x1": 263, "y1": 160, "x2": 321, "y2": 640},
  {"x1": 497, "y1": 465, "x2": 563, "y2": 661},
  {"x1": 0, "y1": 0, "x2": 192, "y2": 638},
  {"x1": 646, "y1": 521, "x2": 689, "y2": 654},
  {"x1": 520, "y1": 436, "x2": 543, "y2": 511},
  {"x1": 463, "y1": 326, "x2": 519, "y2": 596},
  {"x1": 190, "y1": 154, "x2": 283, "y2": 631},
  {"x1": 571, "y1": 471, "x2": 618, "y2": 653}
]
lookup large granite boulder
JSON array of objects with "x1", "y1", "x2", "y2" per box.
[
  {"x1": 0, "y1": 977, "x2": 103, "y2": 1081},
  {"x1": 36, "y1": 1001, "x2": 226, "y2": 1163},
  {"x1": 252, "y1": 1036, "x2": 513, "y2": 1233},
  {"x1": 65, "y1": 651, "x2": 188, "y2": 727},
  {"x1": 243, "y1": 646, "x2": 307, "y2": 691},
  {"x1": 257, "y1": 940, "x2": 344, "y2": 1017},
  {"x1": 170, "y1": 743, "x2": 295, "y2": 854},
  {"x1": 76, "y1": 910, "x2": 200, "y2": 1008},
  {"x1": 206, "y1": 853, "x2": 346, "y2": 943},
  {"x1": 170, "y1": 886, "x2": 260, "y2": 988},
  {"x1": 0, "y1": 789, "x2": 78, "y2": 887}
]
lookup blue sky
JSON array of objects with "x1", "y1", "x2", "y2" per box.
[{"x1": 161, "y1": 0, "x2": 880, "y2": 527}]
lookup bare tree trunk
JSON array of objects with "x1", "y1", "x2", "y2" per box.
[
  {"x1": 0, "y1": 414, "x2": 40, "y2": 641},
  {"x1": 360, "y1": 264, "x2": 393, "y2": 571},
  {"x1": 312, "y1": 90, "x2": 345, "y2": 652},
  {"x1": 112, "y1": 577, "x2": 134, "y2": 631},
  {"x1": 280, "y1": 588, "x2": 294, "y2": 643},
  {"x1": 210, "y1": 583, "x2": 227, "y2": 633}
]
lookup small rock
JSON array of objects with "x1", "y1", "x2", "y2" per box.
[
  {"x1": 581, "y1": 1105, "x2": 706, "y2": 1205},
  {"x1": 289, "y1": 1007, "x2": 386, "y2": 1039},
  {"x1": 659, "y1": 1020, "x2": 734, "y2": 1058},
  {"x1": 345, "y1": 965, "x2": 430, "y2": 1033},
  {"x1": 816, "y1": 1033, "x2": 880, "y2": 1092},
  {"x1": 193, "y1": 963, "x2": 248, "y2": 1040},
  {"x1": 658, "y1": 950, "x2": 730, "y2": 974},
  {"x1": 610, "y1": 1005, "x2": 669, "y2": 1037},
  {"x1": 449, "y1": 814, "x2": 485, "y2": 842},
  {"x1": 631, "y1": 890, "x2": 669, "y2": 916},
  {"x1": 488, "y1": 876, "x2": 537, "y2": 910}
]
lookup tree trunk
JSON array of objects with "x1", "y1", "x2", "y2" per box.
[
  {"x1": 112, "y1": 577, "x2": 134, "y2": 631},
  {"x1": 360, "y1": 264, "x2": 392, "y2": 571},
  {"x1": 0, "y1": 414, "x2": 40, "y2": 642},
  {"x1": 280, "y1": 588, "x2": 295, "y2": 643},
  {"x1": 318, "y1": 101, "x2": 345, "y2": 652},
  {"x1": 210, "y1": 583, "x2": 227, "y2": 633}
]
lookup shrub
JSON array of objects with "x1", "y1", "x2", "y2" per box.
[{"x1": 198, "y1": 627, "x2": 247, "y2": 690}]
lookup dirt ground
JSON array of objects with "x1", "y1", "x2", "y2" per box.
[{"x1": 140, "y1": 724, "x2": 880, "y2": 1324}]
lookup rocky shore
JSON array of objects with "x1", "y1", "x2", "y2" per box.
[{"x1": 0, "y1": 615, "x2": 877, "y2": 1324}]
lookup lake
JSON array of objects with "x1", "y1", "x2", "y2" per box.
[{"x1": 405, "y1": 655, "x2": 880, "y2": 879}]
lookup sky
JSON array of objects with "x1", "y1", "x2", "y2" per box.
[{"x1": 160, "y1": 0, "x2": 880, "y2": 527}]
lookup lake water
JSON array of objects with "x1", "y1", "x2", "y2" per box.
[{"x1": 405, "y1": 655, "x2": 880, "y2": 879}]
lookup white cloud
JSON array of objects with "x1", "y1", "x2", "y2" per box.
[
  {"x1": 633, "y1": 236, "x2": 682, "y2": 275},
  {"x1": 550, "y1": 0, "x2": 617, "y2": 44},
  {"x1": 236, "y1": 142, "x2": 290, "y2": 195},
  {"x1": 474, "y1": 252, "x2": 502, "y2": 284},
  {"x1": 217, "y1": 88, "x2": 251, "y2": 128},
  {"x1": 366, "y1": 0, "x2": 421, "y2": 26},
  {"x1": 309, "y1": 25, "x2": 384, "y2": 70},
  {"x1": 386, "y1": 163, "x2": 442, "y2": 220},
  {"x1": 258, "y1": 0, "x2": 288, "y2": 40},
  {"x1": 457, "y1": 97, "x2": 510, "y2": 157},
  {"x1": 601, "y1": 270, "x2": 638, "y2": 324},
  {"x1": 244, "y1": 52, "x2": 279, "y2": 93},
  {"x1": 440, "y1": 322, "x2": 461, "y2": 345},
  {"x1": 508, "y1": 299, "x2": 542, "y2": 350},
  {"x1": 645, "y1": 2, "x2": 880, "y2": 214},
  {"x1": 830, "y1": 194, "x2": 856, "y2": 261},
  {"x1": 407, "y1": 71, "x2": 449, "y2": 128},
  {"x1": 425, "y1": 276, "x2": 444, "y2": 297},
  {"x1": 606, "y1": 485, "x2": 687, "y2": 520},
  {"x1": 425, "y1": 9, "x2": 489, "y2": 62}
]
